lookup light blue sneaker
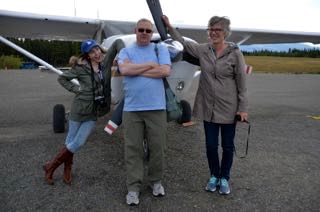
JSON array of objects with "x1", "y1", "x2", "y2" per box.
[
  {"x1": 219, "y1": 178, "x2": 231, "y2": 195},
  {"x1": 205, "y1": 176, "x2": 219, "y2": 192}
]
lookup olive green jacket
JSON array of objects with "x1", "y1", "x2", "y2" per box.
[
  {"x1": 58, "y1": 39, "x2": 125, "y2": 122},
  {"x1": 58, "y1": 62, "x2": 102, "y2": 122},
  {"x1": 168, "y1": 28, "x2": 248, "y2": 124}
]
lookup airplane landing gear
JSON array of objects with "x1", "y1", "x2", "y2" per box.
[
  {"x1": 177, "y1": 100, "x2": 192, "y2": 124},
  {"x1": 53, "y1": 104, "x2": 66, "y2": 133}
]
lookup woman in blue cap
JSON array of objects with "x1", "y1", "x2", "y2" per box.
[{"x1": 43, "y1": 39, "x2": 123, "y2": 185}]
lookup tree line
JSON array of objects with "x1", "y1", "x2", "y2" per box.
[
  {"x1": 242, "y1": 48, "x2": 320, "y2": 58},
  {"x1": 1, "y1": 38, "x2": 319, "y2": 68},
  {"x1": 0, "y1": 38, "x2": 81, "y2": 67}
]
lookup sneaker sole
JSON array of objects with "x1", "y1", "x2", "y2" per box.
[
  {"x1": 205, "y1": 186, "x2": 216, "y2": 192},
  {"x1": 219, "y1": 190, "x2": 230, "y2": 195},
  {"x1": 152, "y1": 192, "x2": 165, "y2": 197},
  {"x1": 126, "y1": 199, "x2": 139, "y2": 206},
  {"x1": 127, "y1": 202, "x2": 139, "y2": 206}
]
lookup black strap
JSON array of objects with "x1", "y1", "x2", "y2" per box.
[
  {"x1": 163, "y1": 76, "x2": 170, "y2": 89},
  {"x1": 89, "y1": 61, "x2": 97, "y2": 114},
  {"x1": 234, "y1": 120, "x2": 251, "y2": 158},
  {"x1": 154, "y1": 43, "x2": 168, "y2": 87},
  {"x1": 89, "y1": 62, "x2": 94, "y2": 94},
  {"x1": 89, "y1": 62, "x2": 105, "y2": 98},
  {"x1": 154, "y1": 43, "x2": 159, "y2": 61}
]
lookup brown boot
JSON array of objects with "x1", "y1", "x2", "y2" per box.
[
  {"x1": 43, "y1": 147, "x2": 73, "y2": 185},
  {"x1": 63, "y1": 153, "x2": 73, "y2": 184}
]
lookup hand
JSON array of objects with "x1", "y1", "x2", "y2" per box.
[
  {"x1": 145, "y1": 62, "x2": 159, "y2": 69},
  {"x1": 162, "y1": 15, "x2": 172, "y2": 29},
  {"x1": 236, "y1": 112, "x2": 248, "y2": 122},
  {"x1": 123, "y1": 59, "x2": 131, "y2": 64}
]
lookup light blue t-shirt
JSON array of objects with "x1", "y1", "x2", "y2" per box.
[{"x1": 118, "y1": 42, "x2": 171, "y2": 112}]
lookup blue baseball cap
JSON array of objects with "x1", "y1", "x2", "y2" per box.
[{"x1": 81, "y1": 39, "x2": 100, "y2": 54}]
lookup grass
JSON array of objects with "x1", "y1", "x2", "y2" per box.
[
  {"x1": 1, "y1": 55, "x2": 320, "y2": 74},
  {"x1": 244, "y1": 56, "x2": 320, "y2": 74}
]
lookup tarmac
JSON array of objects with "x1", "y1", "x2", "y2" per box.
[{"x1": 0, "y1": 69, "x2": 319, "y2": 211}]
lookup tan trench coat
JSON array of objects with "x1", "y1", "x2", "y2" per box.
[{"x1": 169, "y1": 28, "x2": 248, "y2": 124}]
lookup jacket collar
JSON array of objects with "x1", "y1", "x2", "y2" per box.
[{"x1": 206, "y1": 42, "x2": 239, "y2": 58}]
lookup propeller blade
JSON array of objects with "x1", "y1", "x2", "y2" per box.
[{"x1": 146, "y1": 0, "x2": 168, "y2": 40}]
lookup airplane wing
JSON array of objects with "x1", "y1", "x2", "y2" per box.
[
  {"x1": 0, "y1": 9, "x2": 136, "y2": 42},
  {"x1": 172, "y1": 24, "x2": 320, "y2": 45},
  {"x1": 1, "y1": 9, "x2": 320, "y2": 45}
]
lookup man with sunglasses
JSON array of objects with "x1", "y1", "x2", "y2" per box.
[{"x1": 117, "y1": 18, "x2": 171, "y2": 206}]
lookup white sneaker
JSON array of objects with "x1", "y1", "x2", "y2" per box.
[
  {"x1": 126, "y1": 191, "x2": 139, "y2": 205},
  {"x1": 152, "y1": 182, "x2": 165, "y2": 197}
]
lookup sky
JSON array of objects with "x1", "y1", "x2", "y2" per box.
[{"x1": 1, "y1": 0, "x2": 320, "y2": 33}]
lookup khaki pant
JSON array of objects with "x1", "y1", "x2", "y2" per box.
[{"x1": 123, "y1": 110, "x2": 167, "y2": 192}]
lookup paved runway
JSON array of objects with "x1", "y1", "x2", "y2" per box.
[{"x1": 0, "y1": 69, "x2": 319, "y2": 211}]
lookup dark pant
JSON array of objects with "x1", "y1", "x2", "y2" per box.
[
  {"x1": 123, "y1": 110, "x2": 167, "y2": 192},
  {"x1": 203, "y1": 121, "x2": 236, "y2": 181}
]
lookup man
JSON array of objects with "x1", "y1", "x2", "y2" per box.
[{"x1": 117, "y1": 18, "x2": 171, "y2": 205}]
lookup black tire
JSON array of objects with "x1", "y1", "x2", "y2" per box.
[
  {"x1": 53, "y1": 104, "x2": 65, "y2": 133},
  {"x1": 177, "y1": 100, "x2": 192, "y2": 124}
]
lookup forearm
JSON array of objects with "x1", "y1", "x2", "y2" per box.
[
  {"x1": 167, "y1": 26, "x2": 184, "y2": 43},
  {"x1": 236, "y1": 73, "x2": 248, "y2": 112},
  {"x1": 58, "y1": 76, "x2": 80, "y2": 94},
  {"x1": 57, "y1": 69, "x2": 81, "y2": 94},
  {"x1": 119, "y1": 63, "x2": 154, "y2": 76},
  {"x1": 167, "y1": 27, "x2": 200, "y2": 60},
  {"x1": 162, "y1": 16, "x2": 185, "y2": 43},
  {"x1": 142, "y1": 65, "x2": 171, "y2": 78},
  {"x1": 236, "y1": 51, "x2": 248, "y2": 112}
]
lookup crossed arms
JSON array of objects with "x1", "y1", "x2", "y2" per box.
[{"x1": 119, "y1": 59, "x2": 171, "y2": 78}]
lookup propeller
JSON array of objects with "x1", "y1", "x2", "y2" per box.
[
  {"x1": 146, "y1": 0, "x2": 168, "y2": 40},
  {"x1": 146, "y1": 0, "x2": 183, "y2": 61}
]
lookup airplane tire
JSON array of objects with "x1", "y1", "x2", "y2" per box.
[
  {"x1": 177, "y1": 100, "x2": 192, "y2": 124},
  {"x1": 53, "y1": 104, "x2": 65, "y2": 133}
]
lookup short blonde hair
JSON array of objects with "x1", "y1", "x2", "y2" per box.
[{"x1": 136, "y1": 18, "x2": 153, "y2": 27}]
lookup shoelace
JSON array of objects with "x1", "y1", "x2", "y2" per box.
[
  {"x1": 210, "y1": 176, "x2": 217, "y2": 182},
  {"x1": 220, "y1": 179, "x2": 228, "y2": 187},
  {"x1": 128, "y1": 192, "x2": 137, "y2": 198},
  {"x1": 154, "y1": 184, "x2": 162, "y2": 190},
  {"x1": 209, "y1": 177, "x2": 218, "y2": 184}
]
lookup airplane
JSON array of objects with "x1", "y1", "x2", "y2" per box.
[{"x1": 1, "y1": 0, "x2": 320, "y2": 133}]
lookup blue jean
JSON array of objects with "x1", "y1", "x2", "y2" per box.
[
  {"x1": 65, "y1": 120, "x2": 96, "y2": 153},
  {"x1": 203, "y1": 121, "x2": 236, "y2": 180}
]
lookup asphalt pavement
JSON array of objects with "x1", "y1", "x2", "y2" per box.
[{"x1": 0, "y1": 69, "x2": 319, "y2": 211}]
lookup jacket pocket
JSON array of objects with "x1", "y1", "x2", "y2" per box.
[{"x1": 71, "y1": 99, "x2": 94, "y2": 115}]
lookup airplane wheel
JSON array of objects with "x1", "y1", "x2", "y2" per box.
[
  {"x1": 177, "y1": 100, "x2": 192, "y2": 124},
  {"x1": 53, "y1": 104, "x2": 65, "y2": 133}
]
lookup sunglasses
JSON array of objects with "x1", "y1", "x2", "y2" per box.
[{"x1": 137, "y1": 28, "x2": 153, "y2": 33}]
